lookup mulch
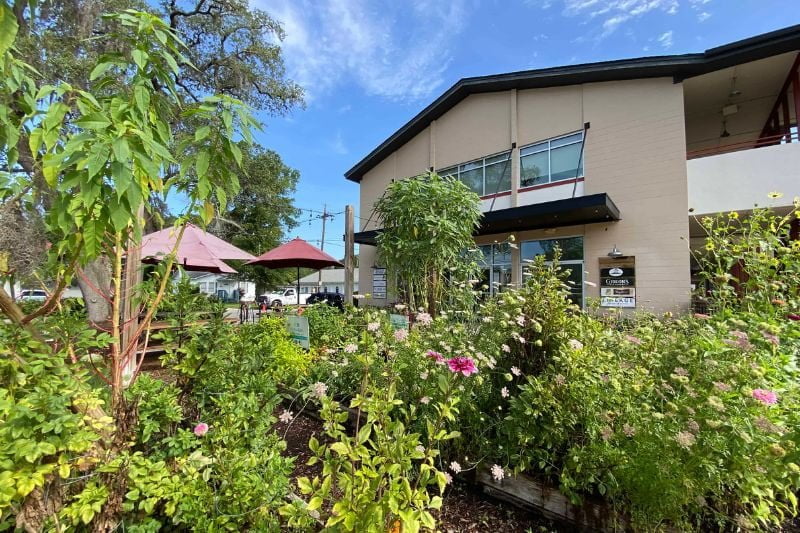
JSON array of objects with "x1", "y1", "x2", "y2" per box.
[{"x1": 274, "y1": 408, "x2": 564, "y2": 532}]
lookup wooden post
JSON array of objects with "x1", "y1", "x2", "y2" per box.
[
  {"x1": 121, "y1": 205, "x2": 144, "y2": 383},
  {"x1": 344, "y1": 205, "x2": 355, "y2": 305}
]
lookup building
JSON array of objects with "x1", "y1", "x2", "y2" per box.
[
  {"x1": 347, "y1": 26, "x2": 800, "y2": 313},
  {"x1": 295, "y1": 267, "x2": 360, "y2": 295},
  {"x1": 185, "y1": 272, "x2": 256, "y2": 302}
]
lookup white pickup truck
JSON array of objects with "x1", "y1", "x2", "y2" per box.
[{"x1": 259, "y1": 287, "x2": 311, "y2": 307}]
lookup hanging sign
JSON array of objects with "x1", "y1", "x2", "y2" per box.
[
  {"x1": 372, "y1": 267, "x2": 387, "y2": 299},
  {"x1": 599, "y1": 256, "x2": 636, "y2": 308},
  {"x1": 286, "y1": 315, "x2": 310, "y2": 349}
]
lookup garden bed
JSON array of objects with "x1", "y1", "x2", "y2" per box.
[{"x1": 275, "y1": 409, "x2": 564, "y2": 532}]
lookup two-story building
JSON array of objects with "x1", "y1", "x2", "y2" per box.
[{"x1": 346, "y1": 26, "x2": 800, "y2": 314}]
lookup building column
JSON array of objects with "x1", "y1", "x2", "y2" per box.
[
  {"x1": 511, "y1": 234, "x2": 521, "y2": 288},
  {"x1": 510, "y1": 89, "x2": 519, "y2": 208}
]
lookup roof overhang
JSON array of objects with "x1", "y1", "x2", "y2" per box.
[
  {"x1": 355, "y1": 193, "x2": 620, "y2": 246},
  {"x1": 345, "y1": 25, "x2": 800, "y2": 183}
]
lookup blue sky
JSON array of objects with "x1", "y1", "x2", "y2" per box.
[{"x1": 248, "y1": 0, "x2": 798, "y2": 257}]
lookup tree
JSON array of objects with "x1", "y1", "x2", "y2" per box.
[
  {"x1": 211, "y1": 143, "x2": 301, "y2": 292},
  {"x1": 0, "y1": 7, "x2": 256, "y2": 528},
  {"x1": 7, "y1": 0, "x2": 303, "y2": 322},
  {"x1": 374, "y1": 173, "x2": 482, "y2": 315}
]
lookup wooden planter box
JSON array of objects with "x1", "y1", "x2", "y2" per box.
[{"x1": 476, "y1": 467, "x2": 627, "y2": 532}]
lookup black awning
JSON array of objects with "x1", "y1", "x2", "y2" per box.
[{"x1": 355, "y1": 193, "x2": 620, "y2": 246}]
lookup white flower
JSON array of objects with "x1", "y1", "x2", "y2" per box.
[
  {"x1": 482, "y1": 316, "x2": 493, "y2": 323},
  {"x1": 394, "y1": 329, "x2": 408, "y2": 342},
  {"x1": 511, "y1": 366, "x2": 521, "y2": 377},
  {"x1": 367, "y1": 322, "x2": 380, "y2": 332},
  {"x1": 311, "y1": 382, "x2": 328, "y2": 399},
  {"x1": 415, "y1": 312, "x2": 432, "y2": 326},
  {"x1": 279, "y1": 410, "x2": 293, "y2": 423},
  {"x1": 420, "y1": 371, "x2": 429, "y2": 380},
  {"x1": 501, "y1": 344, "x2": 510, "y2": 353},
  {"x1": 516, "y1": 316, "x2": 525, "y2": 326},
  {"x1": 490, "y1": 464, "x2": 505, "y2": 482},
  {"x1": 501, "y1": 387, "x2": 509, "y2": 398},
  {"x1": 443, "y1": 472, "x2": 453, "y2": 485},
  {"x1": 415, "y1": 445, "x2": 425, "y2": 454},
  {"x1": 420, "y1": 396, "x2": 430, "y2": 404},
  {"x1": 449, "y1": 461, "x2": 462, "y2": 474},
  {"x1": 568, "y1": 339, "x2": 584, "y2": 350},
  {"x1": 344, "y1": 343, "x2": 358, "y2": 353},
  {"x1": 394, "y1": 303, "x2": 407, "y2": 310}
]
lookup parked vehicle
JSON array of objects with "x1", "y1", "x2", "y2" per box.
[
  {"x1": 307, "y1": 291, "x2": 345, "y2": 310},
  {"x1": 258, "y1": 288, "x2": 310, "y2": 308},
  {"x1": 18, "y1": 290, "x2": 47, "y2": 301}
]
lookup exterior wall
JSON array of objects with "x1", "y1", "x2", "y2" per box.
[
  {"x1": 687, "y1": 142, "x2": 800, "y2": 215},
  {"x1": 358, "y1": 78, "x2": 691, "y2": 313}
]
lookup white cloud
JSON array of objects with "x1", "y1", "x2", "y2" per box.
[
  {"x1": 328, "y1": 130, "x2": 348, "y2": 155},
  {"x1": 697, "y1": 11, "x2": 711, "y2": 21},
  {"x1": 657, "y1": 30, "x2": 674, "y2": 48},
  {"x1": 560, "y1": 0, "x2": 679, "y2": 38},
  {"x1": 254, "y1": 0, "x2": 468, "y2": 102}
]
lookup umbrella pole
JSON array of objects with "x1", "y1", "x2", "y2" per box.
[{"x1": 297, "y1": 266, "x2": 300, "y2": 306}]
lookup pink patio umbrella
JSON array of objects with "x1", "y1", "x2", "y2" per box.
[
  {"x1": 246, "y1": 237, "x2": 343, "y2": 305},
  {"x1": 140, "y1": 224, "x2": 256, "y2": 274}
]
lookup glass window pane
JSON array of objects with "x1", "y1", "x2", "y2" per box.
[
  {"x1": 460, "y1": 160, "x2": 482, "y2": 172},
  {"x1": 459, "y1": 167, "x2": 484, "y2": 195},
  {"x1": 550, "y1": 142, "x2": 583, "y2": 181},
  {"x1": 560, "y1": 264, "x2": 583, "y2": 307},
  {"x1": 439, "y1": 166, "x2": 457, "y2": 178},
  {"x1": 479, "y1": 245, "x2": 492, "y2": 267},
  {"x1": 484, "y1": 161, "x2": 511, "y2": 194},
  {"x1": 486, "y1": 151, "x2": 510, "y2": 165},
  {"x1": 520, "y1": 151, "x2": 549, "y2": 187},
  {"x1": 520, "y1": 142, "x2": 548, "y2": 156},
  {"x1": 493, "y1": 243, "x2": 512, "y2": 264},
  {"x1": 550, "y1": 132, "x2": 583, "y2": 148},
  {"x1": 521, "y1": 237, "x2": 583, "y2": 262}
]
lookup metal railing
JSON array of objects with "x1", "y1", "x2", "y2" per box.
[{"x1": 687, "y1": 130, "x2": 799, "y2": 160}]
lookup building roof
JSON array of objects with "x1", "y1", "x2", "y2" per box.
[{"x1": 345, "y1": 25, "x2": 800, "y2": 183}]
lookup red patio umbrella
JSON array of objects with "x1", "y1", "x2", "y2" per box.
[
  {"x1": 246, "y1": 237, "x2": 343, "y2": 305},
  {"x1": 140, "y1": 224, "x2": 256, "y2": 274}
]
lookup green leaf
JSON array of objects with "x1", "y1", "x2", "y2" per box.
[
  {"x1": 112, "y1": 137, "x2": 130, "y2": 162},
  {"x1": 89, "y1": 62, "x2": 115, "y2": 81},
  {"x1": 76, "y1": 113, "x2": 112, "y2": 131},
  {"x1": 0, "y1": 4, "x2": 19, "y2": 57},
  {"x1": 307, "y1": 496, "x2": 322, "y2": 512},
  {"x1": 194, "y1": 126, "x2": 210, "y2": 141},
  {"x1": 132, "y1": 49, "x2": 148, "y2": 71},
  {"x1": 330, "y1": 442, "x2": 349, "y2": 456},
  {"x1": 134, "y1": 85, "x2": 150, "y2": 117},
  {"x1": 195, "y1": 150, "x2": 209, "y2": 179}
]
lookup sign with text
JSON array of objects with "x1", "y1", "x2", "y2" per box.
[
  {"x1": 372, "y1": 267, "x2": 387, "y2": 299},
  {"x1": 599, "y1": 256, "x2": 636, "y2": 308},
  {"x1": 286, "y1": 316, "x2": 310, "y2": 349},
  {"x1": 389, "y1": 314, "x2": 409, "y2": 331}
]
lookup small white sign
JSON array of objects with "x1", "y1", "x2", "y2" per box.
[
  {"x1": 600, "y1": 296, "x2": 636, "y2": 308},
  {"x1": 608, "y1": 267, "x2": 624, "y2": 277},
  {"x1": 286, "y1": 316, "x2": 310, "y2": 349}
]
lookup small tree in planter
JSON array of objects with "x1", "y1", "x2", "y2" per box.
[{"x1": 374, "y1": 172, "x2": 481, "y2": 316}]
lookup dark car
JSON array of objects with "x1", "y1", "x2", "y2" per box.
[{"x1": 306, "y1": 291, "x2": 345, "y2": 310}]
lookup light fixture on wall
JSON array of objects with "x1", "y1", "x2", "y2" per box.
[{"x1": 608, "y1": 245, "x2": 624, "y2": 258}]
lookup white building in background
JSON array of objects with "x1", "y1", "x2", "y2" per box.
[
  {"x1": 295, "y1": 267, "x2": 359, "y2": 295},
  {"x1": 185, "y1": 272, "x2": 256, "y2": 302}
]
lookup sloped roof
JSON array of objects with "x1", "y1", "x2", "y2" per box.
[{"x1": 344, "y1": 25, "x2": 800, "y2": 183}]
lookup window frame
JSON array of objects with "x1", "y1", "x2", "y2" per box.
[
  {"x1": 519, "y1": 130, "x2": 585, "y2": 189},
  {"x1": 438, "y1": 148, "x2": 512, "y2": 197}
]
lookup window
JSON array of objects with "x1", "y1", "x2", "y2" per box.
[
  {"x1": 439, "y1": 150, "x2": 512, "y2": 197},
  {"x1": 520, "y1": 132, "x2": 584, "y2": 188},
  {"x1": 478, "y1": 243, "x2": 512, "y2": 296},
  {"x1": 521, "y1": 236, "x2": 584, "y2": 307}
]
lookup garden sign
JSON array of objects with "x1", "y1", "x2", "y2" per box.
[{"x1": 599, "y1": 256, "x2": 636, "y2": 308}]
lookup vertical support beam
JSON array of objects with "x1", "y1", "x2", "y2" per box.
[
  {"x1": 510, "y1": 89, "x2": 519, "y2": 209},
  {"x1": 510, "y1": 234, "x2": 521, "y2": 289},
  {"x1": 793, "y1": 69, "x2": 800, "y2": 142},
  {"x1": 781, "y1": 93, "x2": 791, "y2": 140},
  {"x1": 344, "y1": 205, "x2": 355, "y2": 305},
  {"x1": 429, "y1": 120, "x2": 436, "y2": 171}
]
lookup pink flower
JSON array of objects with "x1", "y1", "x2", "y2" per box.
[
  {"x1": 279, "y1": 410, "x2": 293, "y2": 423},
  {"x1": 344, "y1": 343, "x2": 358, "y2": 353},
  {"x1": 713, "y1": 381, "x2": 732, "y2": 392},
  {"x1": 694, "y1": 313, "x2": 710, "y2": 320},
  {"x1": 420, "y1": 396, "x2": 430, "y2": 404},
  {"x1": 193, "y1": 422, "x2": 209, "y2": 436},
  {"x1": 443, "y1": 472, "x2": 453, "y2": 485},
  {"x1": 426, "y1": 350, "x2": 445, "y2": 363},
  {"x1": 449, "y1": 461, "x2": 462, "y2": 474},
  {"x1": 787, "y1": 313, "x2": 800, "y2": 321},
  {"x1": 415, "y1": 312, "x2": 432, "y2": 326},
  {"x1": 447, "y1": 357, "x2": 478, "y2": 376},
  {"x1": 510, "y1": 366, "x2": 521, "y2": 377},
  {"x1": 762, "y1": 331, "x2": 779, "y2": 346},
  {"x1": 311, "y1": 381, "x2": 328, "y2": 399},
  {"x1": 625, "y1": 334, "x2": 643, "y2": 345},
  {"x1": 367, "y1": 322, "x2": 380, "y2": 332},
  {"x1": 394, "y1": 328, "x2": 408, "y2": 342},
  {"x1": 675, "y1": 431, "x2": 696, "y2": 449},
  {"x1": 752, "y1": 388, "x2": 778, "y2": 405}
]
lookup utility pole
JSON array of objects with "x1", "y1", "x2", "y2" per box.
[
  {"x1": 317, "y1": 204, "x2": 333, "y2": 291},
  {"x1": 344, "y1": 205, "x2": 354, "y2": 305}
]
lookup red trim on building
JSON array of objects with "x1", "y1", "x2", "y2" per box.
[
  {"x1": 479, "y1": 190, "x2": 512, "y2": 200},
  {"x1": 518, "y1": 177, "x2": 585, "y2": 194}
]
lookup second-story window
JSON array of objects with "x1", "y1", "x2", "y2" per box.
[
  {"x1": 439, "y1": 150, "x2": 512, "y2": 197},
  {"x1": 520, "y1": 131, "x2": 584, "y2": 188}
]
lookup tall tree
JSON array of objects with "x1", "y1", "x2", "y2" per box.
[
  {"x1": 6, "y1": 0, "x2": 303, "y2": 322},
  {"x1": 211, "y1": 142, "x2": 301, "y2": 292}
]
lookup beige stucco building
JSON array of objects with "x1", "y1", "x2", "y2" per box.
[{"x1": 346, "y1": 26, "x2": 800, "y2": 313}]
